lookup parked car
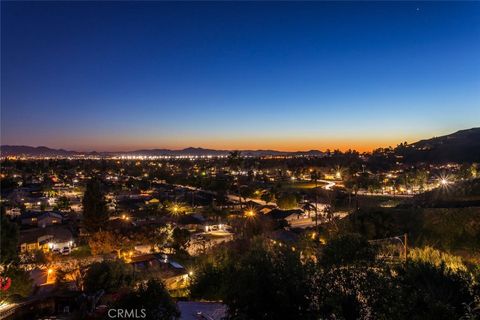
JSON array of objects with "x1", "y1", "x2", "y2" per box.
[{"x1": 61, "y1": 247, "x2": 71, "y2": 255}]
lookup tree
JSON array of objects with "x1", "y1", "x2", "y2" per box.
[
  {"x1": 0, "y1": 265, "x2": 33, "y2": 301},
  {"x1": 239, "y1": 185, "x2": 254, "y2": 205},
  {"x1": 171, "y1": 228, "x2": 190, "y2": 254},
  {"x1": 223, "y1": 241, "x2": 312, "y2": 319},
  {"x1": 344, "y1": 174, "x2": 359, "y2": 209},
  {"x1": 88, "y1": 231, "x2": 127, "y2": 257},
  {"x1": 191, "y1": 239, "x2": 312, "y2": 319},
  {"x1": 413, "y1": 169, "x2": 429, "y2": 192},
  {"x1": 320, "y1": 234, "x2": 378, "y2": 267},
  {"x1": 32, "y1": 249, "x2": 51, "y2": 267},
  {"x1": 1, "y1": 210, "x2": 19, "y2": 263},
  {"x1": 82, "y1": 178, "x2": 109, "y2": 232},
  {"x1": 309, "y1": 265, "x2": 403, "y2": 320},
  {"x1": 190, "y1": 263, "x2": 226, "y2": 301},
  {"x1": 56, "y1": 259, "x2": 89, "y2": 291},
  {"x1": 276, "y1": 192, "x2": 298, "y2": 210},
  {"x1": 152, "y1": 224, "x2": 174, "y2": 252},
  {"x1": 227, "y1": 151, "x2": 242, "y2": 171},
  {"x1": 396, "y1": 261, "x2": 475, "y2": 320},
  {"x1": 112, "y1": 279, "x2": 179, "y2": 320},
  {"x1": 56, "y1": 196, "x2": 70, "y2": 211},
  {"x1": 260, "y1": 190, "x2": 275, "y2": 205},
  {"x1": 301, "y1": 202, "x2": 316, "y2": 218},
  {"x1": 83, "y1": 260, "x2": 133, "y2": 294}
]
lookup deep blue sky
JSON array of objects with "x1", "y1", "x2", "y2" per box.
[{"x1": 1, "y1": 1, "x2": 479, "y2": 151}]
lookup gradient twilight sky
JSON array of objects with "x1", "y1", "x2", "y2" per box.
[{"x1": 1, "y1": 2, "x2": 479, "y2": 152}]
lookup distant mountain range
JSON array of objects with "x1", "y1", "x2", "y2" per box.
[
  {"x1": 0, "y1": 145, "x2": 324, "y2": 158},
  {"x1": 2, "y1": 127, "x2": 479, "y2": 161}
]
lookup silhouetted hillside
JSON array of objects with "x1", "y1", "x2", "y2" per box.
[
  {"x1": 0, "y1": 145, "x2": 79, "y2": 157},
  {"x1": 398, "y1": 128, "x2": 480, "y2": 163},
  {"x1": 0, "y1": 145, "x2": 324, "y2": 158}
]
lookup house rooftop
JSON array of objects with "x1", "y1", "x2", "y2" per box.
[
  {"x1": 20, "y1": 211, "x2": 63, "y2": 220},
  {"x1": 19, "y1": 225, "x2": 74, "y2": 244}
]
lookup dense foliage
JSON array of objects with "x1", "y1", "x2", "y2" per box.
[
  {"x1": 1, "y1": 209, "x2": 19, "y2": 263},
  {"x1": 84, "y1": 260, "x2": 133, "y2": 294},
  {"x1": 0, "y1": 265, "x2": 33, "y2": 300},
  {"x1": 342, "y1": 207, "x2": 480, "y2": 253},
  {"x1": 190, "y1": 236, "x2": 479, "y2": 320},
  {"x1": 82, "y1": 178, "x2": 109, "y2": 232},
  {"x1": 112, "y1": 279, "x2": 180, "y2": 320}
]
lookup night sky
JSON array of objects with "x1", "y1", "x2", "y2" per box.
[{"x1": 1, "y1": 2, "x2": 479, "y2": 152}]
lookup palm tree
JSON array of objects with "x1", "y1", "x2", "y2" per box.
[
  {"x1": 260, "y1": 190, "x2": 275, "y2": 205},
  {"x1": 301, "y1": 202, "x2": 316, "y2": 219},
  {"x1": 310, "y1": 170, "x2": 320, "y2": 227},
  {"x1": 344, "y1": 174, "x2": 359, "y2": 211}
]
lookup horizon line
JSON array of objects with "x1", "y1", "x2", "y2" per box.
[{"x1": 4, "y1": 127, "x2": 478, "y2": 154}]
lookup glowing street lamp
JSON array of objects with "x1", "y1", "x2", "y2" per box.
[
  {"x1": 168, "y1": 202, "x2": 187, "y2": 217},
  {"x1": 46, "y1": 268, "x2": 55, "y2": 283},
  {"x1": 335, "y1": 171, "x2": 342, "y2": 179},
  {"x1": 245, "y1": 209, "x2": 256, "y2": 218}
]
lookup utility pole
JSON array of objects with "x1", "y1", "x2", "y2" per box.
[{"x1": 404, "y1": 233, "x2": 408, "y2": 264}]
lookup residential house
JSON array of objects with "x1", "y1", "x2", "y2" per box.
[
  {"x1": 20, "y1": 211, "x2": 63, "y2": 228},
  {"x1": 19, "y1": 225, "x2": 74, "y2": 253},
  {"x1": 268, "y1": 209, "x2": 304, "y2": 224}
]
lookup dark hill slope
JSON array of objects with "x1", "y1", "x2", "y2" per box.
[{"x1": 399, "y1": 128, "x2": 480, "y2": 163}]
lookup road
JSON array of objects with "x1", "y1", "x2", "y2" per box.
[
  {"x1": 356, "y1": 190, "x2": 413, "y2": 198},
  {"x1": 317, "y1": 179, "x2": 336, "y2": 190}
]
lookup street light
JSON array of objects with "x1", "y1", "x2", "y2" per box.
[
  {"x1": 335, "y1": 171, "x2": 342, "y2": 179},
  {"x1": 245, "y1": 209, "x2": 256, "y2": 218},
  {"x1": 46, "y1": 268, "x2": 55, "y2": 284},
  {"x1": 393, "y1": 234, "x2": 408, "y2": 264}
]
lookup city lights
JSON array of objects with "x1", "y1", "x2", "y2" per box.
[{"x1": 1, "y1": 2, "x2": 478, "y2": 317}]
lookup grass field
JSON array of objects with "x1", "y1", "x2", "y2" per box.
[{"x1": 282, "y1": 181, "x2": 328, "y2": 190}]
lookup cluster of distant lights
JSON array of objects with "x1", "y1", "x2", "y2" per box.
[
  {"x1": 2, "y1": 154, "x2": 232, "y2": 161},
  {"x1": 2, "y1": 153, "x2": 323, "y2": 161},
  {"x1": 115, "y1": 155, "x2": 228, "y2": 160}
]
